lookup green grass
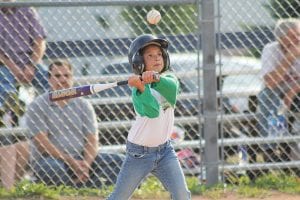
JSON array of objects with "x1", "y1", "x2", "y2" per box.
[{"x1": 0, "y1": 174, "x2": 300, "y2": 199}]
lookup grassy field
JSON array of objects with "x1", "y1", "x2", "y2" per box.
[{"x1": 0, "y1": 173, "x2": 300, "y2": 199}]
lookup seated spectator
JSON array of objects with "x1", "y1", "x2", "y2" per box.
[
  {"x1": 25, "y1": 60, "x2": 124, "y2": 188},
  {"x1": 0, "y1": 80, "x2": 30, "y2": 190},
  {"x1": 0, "y1": 3, "x2": 48, "y2": 188},
  {"x1": 257, "y1": 18, "x2": 300, "y2": 163},
  {"x1": 217, "y1": 76, "x2": 241, "y2": 161},
  {"x1": 0, "y1": 1, "x2": 49, "y2": 125},
  {"x1": 284, "y1": 90, "x2": 300, "y2": 164}
]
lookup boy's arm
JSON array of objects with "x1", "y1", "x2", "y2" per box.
[
  {"x1": 33, "y1": 132, "x2": 76, "y2": 165},
  {"x1": 132, "y1": 85, "x2": 160, "y2": 118},
  {"x1": 128, "y1": 74, "x2": 160, "y2": 118},
  {"x1": 129, "y1": 73, "x2": 179, "y2": 118},
  {"x1": 151, "y1": 73, "x2": 179, "y2": 106}
]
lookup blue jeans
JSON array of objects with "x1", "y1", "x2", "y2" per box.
[
  {"x1": 0, "y1": 66, "x2": 16, "y2": 106},
  {"x1": 33, "y1": 153, "x2": 124, "y2": 188},
  {"x1": 0, "y1": 64, "x2": 49, "y2": 106},
  {"x1": 107, "y1": 141, "x2": 191, "y2": 200},
  {"x1": 257, "y1": 87, "x2": 281, "y2": 149}
]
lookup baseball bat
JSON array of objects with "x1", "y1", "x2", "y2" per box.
[{"x1": 49, "y1": 73, "x2": 159, "y2": 102}]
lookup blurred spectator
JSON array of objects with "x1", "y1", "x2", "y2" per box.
[
  {"x1": 0, "y1": 1, "x2": 49, "y2": 125},
  {"x1": 217, "y1": 76, "x2": 240, "y2": 114},
  {"x1": 25, "y1": 60, "x2": 124, "y2": 188},
  {"x1": 0, "y1": 0, "x2": 48, "y2": 189},
  {"x1": 217, "y1": 76, "x2": 241, "y2": 161},
  {"x1": 257, "y1": 18, "x2": 300, "y2": 163}
]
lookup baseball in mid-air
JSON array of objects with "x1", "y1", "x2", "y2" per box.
[{"x1": 147, "y1": 9, "x2": 161, "y2": 25}]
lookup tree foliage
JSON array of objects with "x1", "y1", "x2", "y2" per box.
[
  {"x1": 266, "y1": 0, "x2": 300, "y2": 19},
  {"x1": 121, "y1": 5, "x2": 198, "y2": 35}
]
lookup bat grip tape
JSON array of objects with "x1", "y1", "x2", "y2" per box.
[
  {"x1": 117, "y1": 80, "x2": 128, "y2": 85},
  {"x1": 117, "y1": 73, "x2": 160, "y2": 86}
]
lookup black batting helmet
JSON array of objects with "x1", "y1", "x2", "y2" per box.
[{"x1": 128, "y1": 34, "x2": 170, "y2": 75}]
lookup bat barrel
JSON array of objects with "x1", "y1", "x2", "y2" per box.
[
  {"x1": 49, "y1": 75, "x2": 159, "y2": 102},
  {"x1": 49, "y1": 85, "x2": 92, "y2": 101}
]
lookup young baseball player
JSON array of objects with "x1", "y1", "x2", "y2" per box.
[{"x1": 107, "y1": 34, "x2": 191, "y2": 200}]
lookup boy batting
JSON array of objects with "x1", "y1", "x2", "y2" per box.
[{"x1": 107, "y1": 34, "x2": 190, "y2": 200}]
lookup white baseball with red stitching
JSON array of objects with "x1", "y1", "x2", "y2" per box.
[{"x1": 147, "y1": 9, "x2": 161, "y2": 25}]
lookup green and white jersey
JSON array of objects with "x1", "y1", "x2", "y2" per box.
[{"x1": 128, "y1": 73, "x2": 180, "y2": 147}]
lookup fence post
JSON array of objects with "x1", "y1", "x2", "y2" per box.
[{"x1": 201, "y1": 0, "x2": 219, "y2": 186}]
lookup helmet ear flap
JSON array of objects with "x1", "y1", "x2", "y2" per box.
[
  {"x1": 132, "y1": 53, "x2": 145, "y2": 75},
  {"x1": 162, "y1": 49, "x2": 170, "y2": 72}
]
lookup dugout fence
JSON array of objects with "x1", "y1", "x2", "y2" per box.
[{"x1": 1, "y1": 0, "x2": 300, "y2": 188}]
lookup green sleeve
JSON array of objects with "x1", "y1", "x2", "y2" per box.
[
  {"x1": 151, "y1": 73, "x2": 179, "y2": 106},
  {"x1": 132, "y1": 84, "x2": 160, "y2": 118}
]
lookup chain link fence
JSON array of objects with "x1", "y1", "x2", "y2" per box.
[{"x1": 0, "y1": 0, "x2": 300, "y2": 189}]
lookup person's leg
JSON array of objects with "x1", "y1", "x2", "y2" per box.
[
  {"x1": 15, "y1": 141, "x2": 30, "y2": 181},
  {"x1": 257, "y1": 88, "x2": 281, "y2": 138},
  {"x1": 33, "y1": 157, "x2": 73, "y2": 186},
  {"x1": 0, "y1": 67, "x2": 23, "y2": 129},
  {"x1": 107, "y1": 142, "x2": 156, "y2": 200},
  {"x1": 0, "y1": 66, "x2": 17, "y2": 107},
  {"x1": 0, "y1": 144, "x2": 17, "y2": 189},
  {"x1": 87, "y1": 153, "x2": 124, "y2": 188},
  {"x1": 153, "y1": 143, "x2": 191, "y2": 200},
  {"x1": 257, "y1": 88, "x2": 282, "y2": 163}
]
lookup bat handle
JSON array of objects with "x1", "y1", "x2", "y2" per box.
[
  {"x1": 152, "y1": 73, "x2": 160, "y2": 81},
  {"x1": 117, "y1": 73, "x2": 160, "y2": 86},
  {"x1": 117, "y1": 80, "x2": 128, "y2": 86},
  {"x1": 138, "y1": 73, "x2": 160, "y2": 82}
]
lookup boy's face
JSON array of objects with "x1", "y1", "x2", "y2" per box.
[
  {"x1": 280, "y1": 25, "x2": 300, "y2": 48},
  {"x1": 142, "y1": 45, "x2": 164, "y2": 73},
  {"x1": 49, "y1": 64, "x2": 73, "y2": 91}
]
